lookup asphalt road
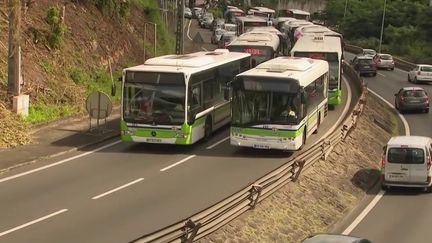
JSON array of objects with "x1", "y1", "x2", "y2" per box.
[
  {"x1": 0, "y1": 20, "x2": 356, "y2": 243},
  {"x1": 344, "y1": 52, "x2": 432, "y2": 243}
]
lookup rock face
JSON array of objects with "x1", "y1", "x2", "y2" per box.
[{"x1": 197, "y1": 94, "x2": 400, "y2": 243}]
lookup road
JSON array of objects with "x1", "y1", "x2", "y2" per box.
[
  {"x1": 0, "y1": 21, "x2": 355, "y2": 243},
  {"x1": 342, "y1": 52, "x2": 432, "y2": 243}
]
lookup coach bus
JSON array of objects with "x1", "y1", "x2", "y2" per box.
[
  {"x1": 120, "y1": 49, "x2": 251, "y2": 145},
  {"x1": 291, "y1": 34, "x2": 343, "y2": 106},
  {"x1": 277, "y1": 8, "x2": 310, "y2": 20},
  {"x1": 236, "y1": 15, "x2": 271, "y2": 35},
  {"x1": 230, "y1": 57, "x2": 329, "y2": 150}
]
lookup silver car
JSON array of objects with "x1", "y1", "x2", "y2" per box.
[{"x1": 373, "y1": 53, "x2": 394, "y2": 70}]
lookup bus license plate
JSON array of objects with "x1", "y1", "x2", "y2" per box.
[
  {"x1": 254, "y1": 144, "x2": 270, "y2": 149},
  {"x1": 146, "y1": 138, "x2": 162, "y2": 143}
]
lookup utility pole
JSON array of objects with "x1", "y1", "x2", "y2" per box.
[
  {"x1": 7, "y1": 0, "x2": 21, "y2": 97},
  {"x1": 175, "y1": 0, "x2": 185, "y2": 54},
  {"x1": 378, "y1": 0, "x2": 387, "y2": 53}
]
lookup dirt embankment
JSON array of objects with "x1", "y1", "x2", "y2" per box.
[{"x1": 198, "y1": 94, "x2": 400, "y2": 243}]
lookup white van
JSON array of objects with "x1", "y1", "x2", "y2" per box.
[{"x1": 381, "y1": 136, "x2": 432, "y2": 191}]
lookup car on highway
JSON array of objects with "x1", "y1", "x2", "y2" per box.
[
  {"x1": 211, "y1": 28, "x2": 225, "y2": 44},
  {"x1": 200, "y1": 13, "x2": 214, "y2": 29},
  {"x1": 362, "y1": 48, "x2": 377, "y2": 57},
  {"x1": 381, "y1": 136, "x2": 432, "y2": 191},
  {"x1": 192, "y1": 7, "x2": 203, "y2": 19},
  {"x1": 408, "y1": 64, "x2": 432, "y2": 83},
  {"x1": 373, "y1": 53, "x2": 395, "y2": 70},
  {"x1": 301, "y1": 234, "x2": 372, "y2": 243},
  {"x1": 218, "y1": 32, "x2": 237, "y2": 48},
  {"x1": 184, "y1": 7, "x2": 192, "y2": 19},
  {"x1": 211, "y1": 18, "x2": 225, "y2": 31},
  {"x1": 394, "y1": 87, "x2": 429, "y2": 113},
  {"x1": 351, "y1": 55, "x2": 377, "y2": 77}
]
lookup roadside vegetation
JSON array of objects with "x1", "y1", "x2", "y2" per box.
[
  {"x1": 322, "y1": 0, "x2": 432, "y2": 63},
  {"x1": 0, "y1": 0, "x2": 174, "y2": 147}
]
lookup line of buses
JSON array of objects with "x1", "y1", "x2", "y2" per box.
[{"x1": 118, "y1": 6, "x2": 344, "y2": 151}]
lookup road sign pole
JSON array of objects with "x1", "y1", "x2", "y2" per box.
[{"x1": 175, "y1": 0, "x2": 185, "y2": 54}]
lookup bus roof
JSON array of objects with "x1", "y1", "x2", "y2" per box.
[
  {"x1": 228, "y1": 32, "x2": 280, "y2": 50},
  {"x1": 125, "y1": 50, "x2": 250, "y2": 76},
  {"x1": 236, "y1": 15, "x2": 268, "y2": 23},
  {"x1": 250, "y1": 6, "x2": 275, "y2": 13},
  {"x1": 291, "y1": 35, "x2": 342, "y2": 58},
  {"x1": 297, "y1": 25, "x2": 330, "y2": 33},
  {"x1": 237, "y1": 57, "x2": 328, "y2": 87},
  {"x1": 287, "y1": 9, "x2": 310, "y2": 15},
  {"x1": 246, "y1": 26, "x2": 282, "y2": 35}
]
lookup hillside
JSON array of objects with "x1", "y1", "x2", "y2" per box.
[{"x1": 0, "y1": 0, "x2": 174, "y2": 147}]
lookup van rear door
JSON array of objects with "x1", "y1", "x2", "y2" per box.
[
  {"x1": 385, "y1": 147, "x2": 411, "y2": 183},
  {"x1": 408, "y1": 147, "x2": 428, "y2": 183}
]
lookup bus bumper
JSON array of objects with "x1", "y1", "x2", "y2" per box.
[{"x1": 230, "y1": 135, "x2": 302, "y2": 150}]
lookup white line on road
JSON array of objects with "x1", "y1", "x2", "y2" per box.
[
  {"x1": 0, "y1": 209, "x2": 68, "y2": 237},
  {"x1": 341, "y1": 89, "x2": 410, "y2": 234},
  {"x1": 201, "y1": 47, "x2": 208, "y2": 51},
  {"x1": 0, "y1": 140, "x2": 122, "y2": 184},
  {"x1": 187, "y1": 19, "x2": 193, "y2": 40},
  {"x1": 160, "y1": 155, "x2": 196, "y2": 172},
  {"x1": 206, "y1": 137, "x2": 229, "y2": 149},
  {"x1": 368, "y1": 88, "x2": 410, "y2": 135},
  {"x1": 377, "y1": 73, "x2": 386, "y2": 77},
  {"x1": 92, "y1": 178, "x2": 144, "y2": 200},
  {"x1": 342, "y1": 190, "x2": 385, "y2": 234}
]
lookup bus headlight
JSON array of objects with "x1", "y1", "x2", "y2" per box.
[
  {"x1": 175, "y1": 133, "x2": 188, "y2": 138},
  {"x1": 122, "y1": 130, "x2": 134, "y2": 136}
]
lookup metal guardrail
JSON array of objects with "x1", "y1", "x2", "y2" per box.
[
  {"x1": 132, "y1": 62, "x2": 367, "y2": 243},
  {"x1": 344, "y1": 44, "x2": 416, "y2": 72}
]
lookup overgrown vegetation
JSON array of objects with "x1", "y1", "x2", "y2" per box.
[
  {"x1": 75, "y1": 0, "x2": 130, "y2": 18},
  {"x1": 46, "y1": 7, "x2": 66, "y2": 49},
  {"x1": 322, "y1": 0, "x2": 432, "y2": 63}
]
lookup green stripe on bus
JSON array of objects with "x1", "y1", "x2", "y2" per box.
[
  {"x1": 328, "y1": 89, "x2": 342, "y2": 105},
  {"x1": 232, "y1": 125, "x2": 305, "y2": 137}
]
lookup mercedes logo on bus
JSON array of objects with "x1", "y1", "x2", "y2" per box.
[{"x1": 151, "y1": 131, "x2": 157, "y2": 137}]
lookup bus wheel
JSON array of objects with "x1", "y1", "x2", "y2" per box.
[
  {"x1": 204, "y1": 117, "x2": 212, "y2": 140},
  {"x1": 313, "y1": 113, "x2": 320, "y2": 134}
]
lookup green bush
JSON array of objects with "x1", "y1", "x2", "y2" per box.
[{"x1": 46, "y1": 7, "x2": 66, "y2": 49}]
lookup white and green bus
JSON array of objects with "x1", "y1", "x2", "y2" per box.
[
  {"x1": 230, "y1": 57, "x2": 329, "y2": 150},
  {"x1": 291, "y1": 34, "x2": 343, "y2": 106},
  {"x1": 121, "y1": 49, "x2": 251, "y2": 145},
  {"x1": 227, "y1": 31, "x2": 281, "y2": 67}
]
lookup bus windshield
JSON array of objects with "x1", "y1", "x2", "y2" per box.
[
  {"x1": 123, "y1": 71, "x2": 185, "y2": 125},
  {"x1": 244, "y1": 21, "x2": 268, "y2": 32},
  {"x1": 294, "y1": 52, "x2": 339, "y2": 88},
  {"x1": 228, "y1": 46, "x2": 274, "y2": 66},
  {"x1": 232, "y1": 76, "x2": 301, "y2": 126}
]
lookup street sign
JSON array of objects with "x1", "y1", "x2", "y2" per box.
[
  {"x1": 86, "y1": 91, "x2": 112, "y2": 119},
  {"x1": 193, "y1": 32, "x2": 204, "y2": 44}
]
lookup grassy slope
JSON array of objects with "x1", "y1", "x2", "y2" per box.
[{"x1": 0, "y1": 0, "x2": 174, "y2": 147}]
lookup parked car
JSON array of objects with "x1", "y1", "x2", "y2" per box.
[
  {"x1": 408, "y1": 64, "x2": 432, "y2": 83},
  {"x1": 211, "y1": 28, "x2": 225, "y2": 44},
  {"x1": 211, "y1": 18, "x2": 225, "y2": 31},
  {"x1": 184, "y1": 7, "x2": 192, "y2": 19},
  {"x1": 362, "y1": 48, "x2": 377, "y2": 57},
  {"x1": 373, "y1": 53, "x2": 394, "y2": 70},
  {"x1": 381, "y1": 136, "x2": 432, "y2": 191},
  {"x1": 200, "y1": 13, "x2": 214, "y2": 29},
  {"x1": 351, "y1": 55, "x2": 377, "y2": 77},
  {"x1": 394, "y1": 87, "x2": 429, "y2": 113},
  {"x1": 192, "y1": 7, "x2": 203, "y2": 19},
  {"x1": 301, "y1": 234, "x2": 372, "y2": 243},
  {"x1": 218, "y1": 32, "x2": 237, "y2": 48}
]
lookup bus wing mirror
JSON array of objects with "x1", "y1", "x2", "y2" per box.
[
  {"x1": 187, "y1": 113, "x2": 196, "y2": 125},
  {"x1": 111, "y1": 83, "x2": 117, "y2": 96}
]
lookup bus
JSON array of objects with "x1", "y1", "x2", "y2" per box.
[
  {"x1": 120, "y1": 49, "x2": 251, "y2": 145},
  {"x1": 236, "y1": 15, "x2": 271, "y2": 35},
  {"x1": 246, "y1": 26, "x2": 290, "y2": 55},
  {"x1": 227, "y1": 31, "x2": 280, "y2": 67},
  {"x1": 230, "y1": 57, "x2": 329, "y2": 150},
  {"x1": 224, "y1": 7, "x2": 245, "y2": 24},
  {"x1": 280, "y1": 19, "x2": 313, "y2": 46},
  {"x1": 247, "y1": 6, "x2": 276, "y2": 19},
  {"x1": 277, "y1": 8, "x2": 310, "y2": 20},
  {"x1": 290, "y1": 34, "x2": 343, "y2": 106}
]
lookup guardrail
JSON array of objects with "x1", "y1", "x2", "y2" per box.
[
  {"x1": 132, "y1": 62, "x2": 367, "y2": 243},
  {"x1": 344, "y1": 44, "x2": 416, "y2": 72}
]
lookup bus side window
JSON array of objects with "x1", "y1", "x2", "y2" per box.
[{"x1": 189, "y1": 85, "x2": 202, "y2": 110}]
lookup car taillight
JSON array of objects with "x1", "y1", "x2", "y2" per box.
[
  {"x1": 400, "y1": 96, "x2": 405, "y2": 102},
  {"x1": 425, "y1": 96, "x2": 429, "y2": 103},
  {"x1": 391, "y1": 60, "x2": 394, "y2": 64},
  {"x1": 428, "y1": 159, "x2": 432, "y2": 170},
  {"x1": 418, "y1": 71, "x2": 422, "y2": 75},
  {"x1": 380, "y1": 159, "x2": 386, "y2": 169}
]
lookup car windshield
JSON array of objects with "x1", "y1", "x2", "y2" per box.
[
  {"x1": 403, "y1": 90, "x2": 426, "y2": 97},
  {"x1": 358, "y1": 59, "x2": 373, "y2": 65},
  {"x1": 380, "y1": 54, "x2": 392, "y2": 60},
  {"x1": 123, "y1": 71, "x2": 186, "y2": 125},
  {"x1": 387, "y1": 148, "x2": 424, "y2": 164},
  {"x1": 421, "y1": 66, "x2": 432, "y2": 72},
  {"x1": 363, "y1": 50, "x2": 375, "y2": 55}
]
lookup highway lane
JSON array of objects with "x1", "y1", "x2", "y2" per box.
[
  {"x1": 0, "y1": 21, "x2": 354, "y2": 243},
  {"x1": 0, "y1": 93, "x2": 348, "y2": 243},
  {"x1": 343, "y1": 52, "x2": 432, "y2": 243}
]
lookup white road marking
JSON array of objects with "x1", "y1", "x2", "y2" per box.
[
  {"x1": 201, "y1": 47, "x2": 208, "y2": 51},
  {"x1": 160, "y1": 155, "x2": 196, "y2": 172},
  {"x1": 206, "y1": 137, "x2": 229, "y2": 149},
  {"x1": 0, "y1": 209, "x2": 68, "y2": 237},
  {"x1": 342, "y1": 190, "x2": 385, "y2": 234},
  {"x1": 377, "y1": 73, "x2": 386, "y2": 77},
  {"x1": 92, "y1": 178, "x2": 144, "y2": 200},
  {"x1": 0, "y1": 140, "x2": 122, "y2": 184},
  {"x1": 186, "y1": 19, "x2": 193, "y2": 40},
  {"x1": 341, "y1": 88, "x2": 410, "y2": 234},
  {"x1": 367, "y1": 88, "x2": 410, "y2": 135}
]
